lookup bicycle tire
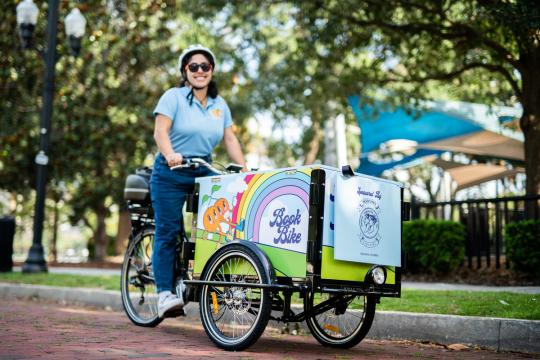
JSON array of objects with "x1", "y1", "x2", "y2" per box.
[
  {"x1": 305, "y1": 292, "x2": 376, "y2": 348},
  {"x1": 199, "y1": 244, "x2": 272, "y2": 351},
  {"x1": 121, "y1": 226, "x2": 163, "y2": 327}
]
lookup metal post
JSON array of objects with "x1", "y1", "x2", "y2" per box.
[{"x1": 22, "y1": 0, "x2": 59, "y2": 273}]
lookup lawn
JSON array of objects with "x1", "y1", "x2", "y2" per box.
[
  {"x1": 377, "y1": 290, "x2": 539, "y2": 320},
  {"x1": 0, "y1": 272, "x2": 119, "y2": 291},
  {"x1": 1, "y1": 272, "x2": 538, "y2": 320}
]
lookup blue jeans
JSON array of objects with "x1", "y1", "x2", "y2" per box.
[{"x1": 150, "y1": 153, "x2": 214, "y2": 293}]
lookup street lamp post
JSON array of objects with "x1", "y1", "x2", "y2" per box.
[{"x1": 16, "y1": 0, "x2": 86, "y2": 273}]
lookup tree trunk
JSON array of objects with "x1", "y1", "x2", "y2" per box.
[
  {"x1": 522, "y1": 114, "x2": 540, "y2": 195},
  {"x1": 519, "y1": 52, "x2": 540, "y2": 216},
  {"x1": 93, "y1": 207, "x2": 108, "y2": 262},
  {"x1": 521, "y1": 111, "x2": 540, "y2": 217},
  {"x1": 50, "y1": 198, "x2": 59, "y2": 263},
  {"x1": 115, "y1": 208, "x2": 131, "y2": 255},
  {"x1": 304, "y1": 121, "x2": 323, "y2": 165}
]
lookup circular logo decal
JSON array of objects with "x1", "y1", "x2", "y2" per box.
[{"x1": 359, "y1": 208, "x2": 379, "y2": 239}]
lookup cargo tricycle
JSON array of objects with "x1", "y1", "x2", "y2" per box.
[{"x1": 121, "y1": 159, "x2": 408, "y2": 351}]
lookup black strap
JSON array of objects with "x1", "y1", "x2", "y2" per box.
[
  {"x1": 341, "y1": 165, "x2": 355, "y2": 177},
  {"x1": 186, "y1": 88, "x2": 194, "y2": 106}
]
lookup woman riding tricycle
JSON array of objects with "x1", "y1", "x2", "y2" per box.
[{"x1": 121, "y1": 45, "x2": 406, "y2": 351}]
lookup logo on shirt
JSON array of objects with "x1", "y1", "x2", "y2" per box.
[{"x1": 211, "y1": 109, "x2": 222, "y2": 119}]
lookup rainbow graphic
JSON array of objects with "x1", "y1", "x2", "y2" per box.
[
  {"x1": 193, "y1": 168, "x2": 313, "y2": 277},
  {"x1": 232, "y1": 169, "x2": 311, "y2": 244}
]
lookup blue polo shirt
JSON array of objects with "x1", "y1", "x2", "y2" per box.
[{"x1": 153, "y1": 87, "x2": 233, "y2": 157}]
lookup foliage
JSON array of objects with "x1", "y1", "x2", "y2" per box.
[
  {"x1": 0, "y1": 0, "x2": 44, "y2": 197},
  {"x1": 3, "y1": 0, "x2": 539, "y2": 262},
  {"x1": 187, "y1": 0, "x2": 540, "y2": 196},
  {"x1": 0, "y1": 0, "x2": 254, "y2": 260},
  {"x1": 386, "y1": 163, "x2": 445, "y2": 202},
  {"x1": 504, "y1": 220, "x2": 540, "y2": 276},
  {"x1": 186, "y1": 1, "x2": 360, "y2": 164},
  {"x1": 403, "y1": 219, "x2": 466, "y2": 274}
]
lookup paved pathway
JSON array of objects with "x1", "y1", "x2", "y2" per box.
[{"x1": 0, "y1": 298, "x2": 535, "y2": 360}]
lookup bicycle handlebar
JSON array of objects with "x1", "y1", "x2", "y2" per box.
[{"x1": 170, "y1": 158, "x2": 243, "y2": 175}]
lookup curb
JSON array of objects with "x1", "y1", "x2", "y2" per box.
[
  {"x1": 370, "y1": 311, "x2": 540, "y2": 354},
  {"x1": 1, "y1": 283, "x2": 539, "y2": 354}
]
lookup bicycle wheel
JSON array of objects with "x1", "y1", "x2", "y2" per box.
[
  {"x1": 199, "y1": 244, "x2": 272, "y2": 351},
  {"x1": 121, "y1": 226, "x2": 163, "y2": 327},
  {"x1": 305, "y1": 292, "x2": 376, "y2": 348}
]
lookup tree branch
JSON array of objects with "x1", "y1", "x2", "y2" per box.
[
  {"x1": 393, "y1": 0, "x2": 446, "y2": 18},
  {"x1": 82, "y1": 215, "x2": 96, "y2": 238},
  {"x1": 386, "y1": 61, "x2": 522, "y2": 101},
  {"x1": 319, "y1": 2, "x2": 523, "y2": 72},
  {"x1": 448, "y1": 21, "x2": 523, "y2": 71}
]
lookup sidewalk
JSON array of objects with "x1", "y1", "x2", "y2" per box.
[
  {"x1": 3, "y1": 267, "x2": 540, "y2": 354},
  {"x1": 3, "y1": 297, "x2": 532, "y2": 360}
]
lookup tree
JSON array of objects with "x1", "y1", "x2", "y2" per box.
[
  {"x1": 52, "y1": 1, "x2": 250, "y2": 260},
  {"x1": 189, "y1": 0, "x2": 539, "y2": 198},
  {"x1": 53, "y1": 2, "x2": 174, "y2": 260},
  {"x1": 0, "y1": 0, "x2": 256, "y2": 261},
  {"x1": 0, "y1": 0, "x2": 44, "y2": 199}
]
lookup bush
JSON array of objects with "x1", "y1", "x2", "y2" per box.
[
  {"x1": 403, "y1": 220, "x2": 466, "y2": 275},
  {"x1": 505, "y1": 220, "x2": 540, "y2": 276}
]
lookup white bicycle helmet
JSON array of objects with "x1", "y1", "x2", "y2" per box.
[{"x1": 178, "y1": 44, "x2": 216, "y2": 74}]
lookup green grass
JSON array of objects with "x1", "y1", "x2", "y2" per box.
[
  {"x1": 0, "y1": 272, "x2": 120, "y2": 291},
  {"x1": 377, "y1": 290, "x2": 540, "y2": 320},
  {"x1": 1, "y1": 272, "x2": 538, "y2": 320}
]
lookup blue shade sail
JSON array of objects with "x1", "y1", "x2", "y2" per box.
[{"x1": 348, "y1": 96, "x2": 523, "y2": 175}]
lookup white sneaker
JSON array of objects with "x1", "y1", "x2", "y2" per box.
[{"x1": 157, "y1": 291, "x2": 184, "y2": 318}]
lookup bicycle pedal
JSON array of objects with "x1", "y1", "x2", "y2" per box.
[{"x1": 163, "y1": 308, "x2": 186, "y2": 318}]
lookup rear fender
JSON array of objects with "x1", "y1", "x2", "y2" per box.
[{"x1": 201, "y1": 240, "x2": 276, "y2": 284}]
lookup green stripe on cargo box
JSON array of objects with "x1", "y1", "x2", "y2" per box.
[
  {"x1": 257, "y1": 244, "x2": 306, "y2": 278},
  {"x1": 321, "y1": 246, "x2": 395, "y2": 284},
  {"x1": 193, "y1": 236, "x2": 218, "y2": 275},
  {"x1": 193, "y1": 234, "x2": 307, "y2": 278}
]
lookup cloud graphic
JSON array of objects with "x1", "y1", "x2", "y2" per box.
[{"x1": 227, "y1": 177, "x2": 248, "y2": 194}]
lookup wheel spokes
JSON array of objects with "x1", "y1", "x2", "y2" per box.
[
  {"x1": 313, "y1": 295, "x2": 365, "y2": 339},
  {"x1": 125, "y1": 234, "x2": 159, "y2": 320},
  {"x1": 206, "y1": 255, "x2": 263, "y2": 340}
]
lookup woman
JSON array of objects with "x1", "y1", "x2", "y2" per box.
[{"x1": 150, "y1": 44, "x2": 247, "y2": 318}]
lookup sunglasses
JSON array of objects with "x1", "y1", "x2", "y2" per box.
[{"x1": 187, "y1": 62, "x2": 212, "y2": 73}]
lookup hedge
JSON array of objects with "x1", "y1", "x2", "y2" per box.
[
  {"x1": 402, "y1": 219, "x2": 466, "y2": 275},
  {"x1": 504, "y1": 220, "x2": 540, "y2": 276}
]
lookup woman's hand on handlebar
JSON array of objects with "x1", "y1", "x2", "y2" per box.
[{"x1": 165, "y1": 153, "x2": 183, "y2": 167}]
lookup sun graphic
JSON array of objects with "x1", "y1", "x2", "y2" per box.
[{"x1": 211, "y1": 109, "x2": 222, "y2": 119}]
